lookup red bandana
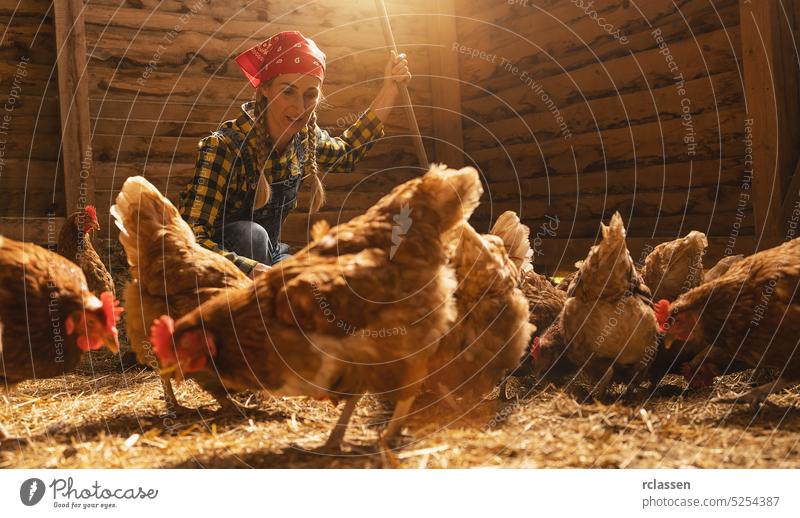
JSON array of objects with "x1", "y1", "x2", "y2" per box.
[{"x1": 235, "y1": 31, "x2": 326, "y2": 88}]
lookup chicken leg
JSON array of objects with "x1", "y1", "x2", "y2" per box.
[
  {"x1": 382, "y1": 395, "x2": 415, "y2": 441},
  {"x1": 292, "y1": 396, "x2": 364, "y2": 454},
  {"x1": 160, "y1": 376, "x2": 196, "y2": 416},
  {"x1": 321, "y1": 395, "x2": 362, "y2": 451}
]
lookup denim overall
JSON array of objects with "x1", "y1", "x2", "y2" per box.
[{"x1": 214, "y1": 127, "x2": 302, "y2": 267}]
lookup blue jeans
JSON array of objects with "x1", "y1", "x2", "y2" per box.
[{"x1": 217, "y1": 220, "x2": 293, "y2": 268}]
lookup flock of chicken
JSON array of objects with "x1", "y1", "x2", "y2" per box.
[{"x1": 1, "y1": 164, "x2": 799, "y2": 451}]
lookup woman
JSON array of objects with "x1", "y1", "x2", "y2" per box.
[{"x1": 179, "y1": 31, "x2": 411, "y2": 277}]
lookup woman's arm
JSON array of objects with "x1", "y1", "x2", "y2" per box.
[
  {"x1": 314, "y1": 111, "x2": 385, "y2": 173},
  {"x1": 314, "y1": 51, "x2": 411, "y2": 172},
  {"x1": 370, "y1": 50, "x2": 411, "y2": 125},
  {"x1": 178, "y1": 134, "x2": 259, "y2": 274}
]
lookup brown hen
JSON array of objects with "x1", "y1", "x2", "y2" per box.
[
  {"x1": 659, "y1": 237, "x2": 800, "y2": 405},
  {"x1": 148, "y1": 164, "x2": 482, "y2": 450},
  {"x1": 641, "y1": 231, "x2": 707, "y2": 301},
  {"x1": 0, "y1": 235, "x2": 121, "y2": 445},
  {"x1": 111, "y1": 176, "x2": 252, "y2": 413},
  {"x1": 57, "y1": 206, "x2": 114, "y2": 297}
]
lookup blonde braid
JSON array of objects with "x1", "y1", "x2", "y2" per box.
[
  {"x1": 252, "y1": 87, "x2": 272, "y2": 209},
  {"x1": 304, "y1": 110, "x2": 326, "y2": 213}
]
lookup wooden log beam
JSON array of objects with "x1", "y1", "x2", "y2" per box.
[
  {"x1": 740, "y1": 0, "x2": 793, "y2": 248},
  {"x1": 426, "y1": 0, "x2": 464, "y2": 167},
  {"x1": 0, "y1": 217, "x2": 65, "y2": 245},
  {"x1": 54, "y1": 0, "x2": 93, "y2": 213}
]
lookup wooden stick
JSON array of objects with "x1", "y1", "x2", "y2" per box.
[
  {"x1": 54, "y1": 0, "x2": 94, "y2": 213},
  {"x1": 374, "y1": 0, "x2": 429, "y2": 170}
]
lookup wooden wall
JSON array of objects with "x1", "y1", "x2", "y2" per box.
[
  {"x1": 454, "y1": 0, "x2": 765, "y2": 272},
  {"x1": 0, "y1": 0, "x2": 64, "y2": 241},
  {"x1": 83, "y1": 0, "x2": 438, "y2": 248},
  {"x1": 2, "y1": 0, "x2": 799, "y2": 274}
]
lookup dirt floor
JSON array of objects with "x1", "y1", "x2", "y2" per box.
[{"x1": 2, "y1": 357, "x2": 800, "y2": 468}]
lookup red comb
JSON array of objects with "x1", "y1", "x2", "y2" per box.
[
  {"x1": 654, "y1": 299, "x2": 671, "y2": 333},
  {"x1": 530, "y1": 336, "x2": 542, "y2": 364},
  {"x1": 85, "y1": 205, "x2": 98, "y2": 222},
  {"x1": 100, "y1": 291, "x2": 123, "y2": 333},
  {"x1": 150, "y1": 315, "x2": 177, "y2": 366}
]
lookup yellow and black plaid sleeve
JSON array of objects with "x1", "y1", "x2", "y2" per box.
[
  {"x1": 315, "y1": 107, "x2": 385, "y2": 173},
  {"x1": 178, "y1": 134, "x2": 258, "y2": 273}
]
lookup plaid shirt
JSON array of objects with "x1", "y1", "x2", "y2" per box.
[{"x1": 178, "y1": 97, "x2": 384, "y2": 272}]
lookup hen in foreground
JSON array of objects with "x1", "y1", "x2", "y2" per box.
[
  {"x1": 148, "y1": 165, "x2": 482, "y2": 450},
  {"x1": 0, "y1": 235, "x2": 121, "y2": 445},
  {"x1": 659, "y1": 237, "x2": 800, "y2": 404},
  {"x1": 111, "y1": 176, "x2": 252, "y2": 413}
]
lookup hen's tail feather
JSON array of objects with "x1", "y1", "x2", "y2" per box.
[
  {"x1": 310, "y1": 219, "x2": 330, "y2": 241},
  {"x1": 490, "y1": 211, "x2": 533, "y2": 275},
  {"x1": 576, "y1": 211, "x2": 633, "y2": 299},
  {"x1": 422, "y1": 164, "x2": 483, "y2": 233},
  {"x1": 111, "y1": 176, "x2": 195, "y2": 268},
  {"x1": 685, "y1": 230, "x2": 709, "y2": 251}
]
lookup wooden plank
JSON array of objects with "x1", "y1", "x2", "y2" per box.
[
  {"x1": 0, "y1": 131, "x2": 61, "y2": 160},
  {"x1": 486, "y1": 157, "x2": 744, "y2": 201},
  {"x1": 462, "y1": 70, "x2": 743, "y2": 152},
  {"x1": 87, "y1": 64, "x2": 434, "y2": 108},
  {"x1": 740, "y1": 0, "x2": 790, "y2": 248},
  {"x1": 0, "y1": 159, "x2": 66, "y2": 217},
  {"x1": 426, "y1": 0, "x2": 464, "y2": 167},
  {"x1": 458, "y1": 0, "x2": 739, "y2": 91},
  {"x1": 460, "y1": 25, "x2": 740, "y2": 118},
  {"x1": 472, "y1": 184, "x2": 745, "y2": 222},
  {"x1": 82, "y1": 4, "x2": 429, "y2": 60},
  {"x1": 475, "y1": 107, "x2": 745, "y2": 182},
  {"x1": 90, "y1": 132, "x2": 425, "y2": 168},
  {"x1": 0, "y1": 14, "x2": 57, "y2": 66},
  {"x1": 84, "y1": 24, "x2": 433, "y2": 86},
  {"x1": 90, "y1": 105, "x2": 432, "y2": 138},
  {"x1": 54, "y1": 0, "x2": 93, "y2": 213},
  {"x1": 0, "y1": 0, "x2": 52, "y2": 15},
  {"x1": 0, "y1": 217, "x2": 64, "y2": 244},
  {"x1": 83, "y1": 0, "x2": 432, "y2": 24}
]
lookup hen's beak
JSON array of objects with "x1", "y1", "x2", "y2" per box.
[
  {"x1": 103, "y1": 329, "x2": 121, "y2": 353},
  {"x1": 662, "y1": 334, "x2": 676, "y2": 350}
]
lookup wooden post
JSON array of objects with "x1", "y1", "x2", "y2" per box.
[
  {"x1": 740, "y1": 0, "x2": 795, "y2": 248},
  {"x1": 427, "y1": 0, "x2": 465, "y2": 168},
  {"x1": 782, "y1": 158, "x2": 800, "y2": 231},
  {"x1": 54, "y1": 0, "x2": 93, "y2": 213}
]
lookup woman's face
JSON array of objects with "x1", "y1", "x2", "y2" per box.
[{"x1": 262, "y1": 73, "x2": 321, "y2": 141}]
